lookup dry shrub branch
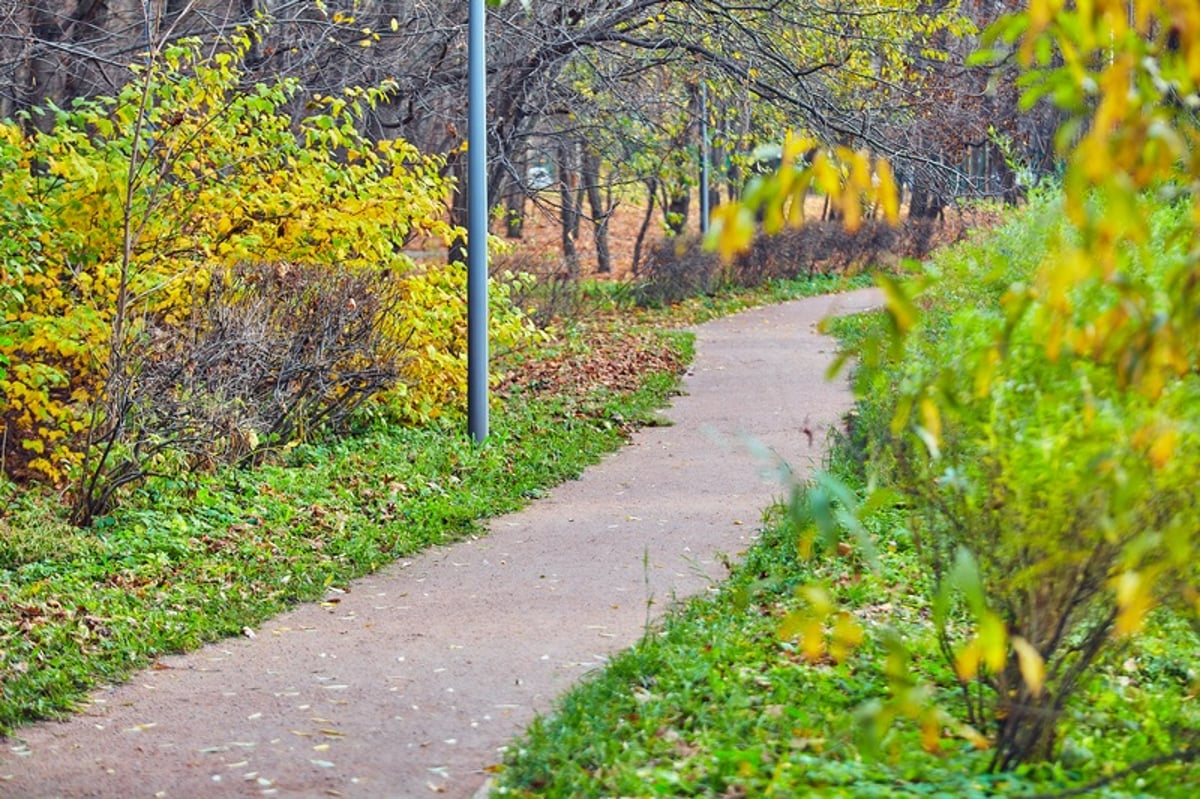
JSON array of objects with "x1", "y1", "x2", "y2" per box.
[{"x1": 72, "y1": 263, "x2": 407, "y2": 525}]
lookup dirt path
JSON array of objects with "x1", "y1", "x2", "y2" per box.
[{"x1": 1, "y1": 288, "x2": 883, "y2": 799}]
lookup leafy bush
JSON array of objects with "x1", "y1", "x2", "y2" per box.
[
  {"x1": 387, "y1": 263, "x2": 547, "y2": 425},
  {"x1": 633, "y1": 217, "x2": 969, "y2": 307},
  {"x1": 0, "y1": 31, "x2": 542, "y2": 494},
  {"x1": 711, "y1": 1, "x2": 1200, "y2": 773},
  {"x1": 825, "y1": 0, "x2": 1200, "y2": 772},
  {"x1": 824, "y1": 189, "x2": 1200, "y2": 772}
]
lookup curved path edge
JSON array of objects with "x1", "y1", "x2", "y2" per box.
[{"x1": 1, "y1": 288, "x2": 883, "y2": 799}]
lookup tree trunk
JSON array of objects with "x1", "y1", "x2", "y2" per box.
[
  {"x1": 581, "y1": 145, "x2": 611, "y2": 274},
  {"x1": 505, "y1": 195, "x2": 525, "y2": 239},
  {"x1": 558, "y1": 139, "x2": 582, "y2": 279},
  {"x1": 501, "y1": 152, "x2": 527, "y2": 240},
  {"x1": 909, "y1": 183, "x2": 944, "y2": 220},
  {"x1": 663, "y1": 187, "x2": 690, "y2": 236},
  {"x1": 631, "y1": 178, "x2": 659, "y2": 277}
]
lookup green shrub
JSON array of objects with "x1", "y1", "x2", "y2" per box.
[{"x1": 835, "y1": 190, "x2": 1200, "y2": 771}]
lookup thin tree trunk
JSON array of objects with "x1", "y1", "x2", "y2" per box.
[
  {"x1": 631, "y1": 178, "x2": 658, "y2": 276},
  {"x1": 662, "y1": 185, "x2": 689, "y2": 236},
  {"x1": 581, "y1": 145, "x2": 611, "y2": 274},
  {"x1": 558, "y1": 139, "x2": 582, "y2": 279}
]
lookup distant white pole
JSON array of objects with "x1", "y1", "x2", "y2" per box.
[{"x1": 468, "y1": 0, "x2": 489, "y2": 442}]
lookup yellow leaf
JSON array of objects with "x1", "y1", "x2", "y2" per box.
[
  {"x1": 877, "y1": 273, "x2": 918, "y2": 334},
  {"x1": 957, "y1": 722, "x2": 991, "y2": 750},
  {"x1": 920, "y1": 712, "x2": 942, "y2": 752},
  {"x1": 874, "y1": 158, "x2": 900, "y2": 224},
  {"x1": 919, "y1": 397, "x2": 941, "y2": 445},
  {"x1": 812, "y1": 156, "x2": 841, "y2": 198},
  {"x1": 800, "y1": 617, "x2": 825, "y2": 661},
  {"x1": 954, "y1": 638, "x2": 982, "y2": 682},
  {"x1": 1113, "y1": 570, "x2": 1153, "y2": 636},
  {"x1": 830, "y1": 612, "x2": 863, "y2": 663},
  {"x1": 1011, "y1": 636, "x2": 1045, "y2": 697},
  {"x1": 1148, "y1": 427, "x2": 1178, "y2": 469},
  {"x1": 979, "y1": 611, "x2": 1008, "y2": 673},
  {"x1": 800, "y1": 584, "x2": 833, "y2": 617},
  {"x1": 709, "y1": 203, "x2": 756, "y2": 262}
]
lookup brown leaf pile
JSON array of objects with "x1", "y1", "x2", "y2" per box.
[{"x1": 497, "y1": 329, "x2": 686, "y2": 401}]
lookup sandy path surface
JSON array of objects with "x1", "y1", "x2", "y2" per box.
[{"x1": 1, "y1": 288, "x2": 882, "y2": 799}]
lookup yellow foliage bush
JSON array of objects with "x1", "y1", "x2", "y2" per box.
[
  {"x1": 389, "y1": 265, "x2": 546, "y2": 425},
  {"x1": 0, "y1": 33, "x2": 540, "y2": 484}
]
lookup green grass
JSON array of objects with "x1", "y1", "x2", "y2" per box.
[{"x1": 494, "y1": 500, "x2": 1199, "y2": 797}]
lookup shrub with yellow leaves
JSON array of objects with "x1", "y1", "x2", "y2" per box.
[{"x1": 0, "y1": 31, "x2": 540, "y2": 492}]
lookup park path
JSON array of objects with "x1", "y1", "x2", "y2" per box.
[{"x1": 1, "y1": 288, "x2": 883, "y2": 799}]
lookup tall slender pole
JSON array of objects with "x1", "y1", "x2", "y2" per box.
[
  {"x1": 467, "y1": 0, "x2": 489, "y2": 442},
  {"x1": 699, "y1": 80, "x2": 710, "y2": 235}
]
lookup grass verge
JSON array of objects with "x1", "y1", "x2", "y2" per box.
[{"x1": 493, "y1": 491, "x2": 1199, "y2": 797}]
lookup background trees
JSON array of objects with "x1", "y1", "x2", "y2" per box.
[{"x1": 3, "y1": 0, "x2": 1048, "y2": 263}]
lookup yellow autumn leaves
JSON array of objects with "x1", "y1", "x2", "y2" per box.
[
  {"x1": 0, "y1": 34, "x2": 539, "y2": 483},
  {"x1": 708, "y1": 133, "x2": 900, "y2": 262}
]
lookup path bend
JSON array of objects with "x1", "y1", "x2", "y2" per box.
[{"x1": 1, "y1": 288, "x2": 883, "y2": 799}]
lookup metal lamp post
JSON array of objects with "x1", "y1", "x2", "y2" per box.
[{"x1": 467, "y1": 0, "x2": 489, "y2": 442}]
